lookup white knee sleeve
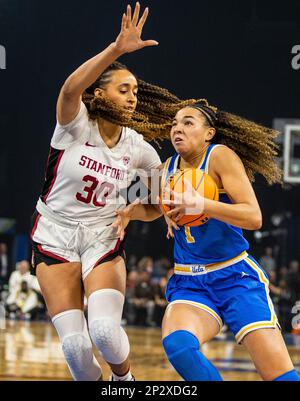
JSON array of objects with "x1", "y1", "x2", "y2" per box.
[
  {"x1": 88, "y1": 289, "x2": 130, "y2": 365},
  {"x1": 52, "y1": 309, "x2": 102, "y2": 381}
]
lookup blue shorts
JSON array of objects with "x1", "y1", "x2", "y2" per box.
[{"x1": 165, "y1": 254, "x2": 279, "y2": 343}]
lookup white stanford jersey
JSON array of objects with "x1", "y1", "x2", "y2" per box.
[{"x1": 37, "y1": 101, "x2": 161, "y2": 225}]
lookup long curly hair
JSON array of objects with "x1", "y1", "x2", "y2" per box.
[
  {"x1": 82, "y1": 62, "x2": 281, "y2": 184},
  {"x1": 82, "y1": 61, "x2": 199, "y2": 143},
  {"x1": 190, "y1": 101, "x2": 282, "y2": 185}
]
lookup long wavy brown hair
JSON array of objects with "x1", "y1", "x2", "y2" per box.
[
  {"x1": 190, "y1": 100, "x2": 282, "y2": 185},
  {"x1": 82, "y1": 62, "x2": 281, "y2": 184},
  {"x1": 82, "y1": 61, "x2": 198, "y2": 142}
]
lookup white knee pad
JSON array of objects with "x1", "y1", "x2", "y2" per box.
[
  {"x1": 52, "y1": 309, "x2": 102, "y2": 381},
  {"x1": 88, "y1": 289, "x2": 130, "y2": 365}
]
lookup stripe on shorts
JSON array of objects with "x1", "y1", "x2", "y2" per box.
[{"x1": 235, "y1": 257, "x2": 278, "y2": 343}]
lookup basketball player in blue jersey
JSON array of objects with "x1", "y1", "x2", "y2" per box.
[{"x1": 114, "y1": 100, "x2": 300, "y2": 381}]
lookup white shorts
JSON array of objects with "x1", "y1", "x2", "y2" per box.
[{"x1": 30, "y1": 210, "x2": 124, "y2": 281}]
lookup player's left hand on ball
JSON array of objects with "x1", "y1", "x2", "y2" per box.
[
  {"x1": 112, "y1": 198, "x2": 140, "y2": 241},
  {"x1": 162, "y1": 179, "x2": 204, "y2": 222}
]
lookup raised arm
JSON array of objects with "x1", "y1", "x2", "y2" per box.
[{"x1": 57, "y1": 2, "x2": 158, "y2": 125}]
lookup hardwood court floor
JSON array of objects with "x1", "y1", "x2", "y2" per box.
[{"x1": 1, "y1": 320, "x2": 300, "y2": 381}]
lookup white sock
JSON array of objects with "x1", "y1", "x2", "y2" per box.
[{"x1": 112, "y1": 370, "x2": 133, "y2": 381}]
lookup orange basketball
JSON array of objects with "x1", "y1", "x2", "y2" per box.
[{"x1": 160, "y1": 168, "x2": 219, "y2": 227}]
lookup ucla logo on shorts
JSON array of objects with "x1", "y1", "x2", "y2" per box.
[{"x1": 191, "y1": 265, "x2": 206, "y2": 274}]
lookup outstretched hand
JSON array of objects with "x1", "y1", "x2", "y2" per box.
[{"x1": 114, "y1": 2, "x2": 159, "y2": 54}]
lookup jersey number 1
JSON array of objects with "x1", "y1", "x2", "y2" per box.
[{"x1": 185, "y1": 227, "x2": 195, "y2": 243}]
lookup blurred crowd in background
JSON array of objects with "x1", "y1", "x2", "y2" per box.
[
  {"x1": 0, "y1": 241, "x2": 300, "y2": 336},
  {"x1": 259, "y1": 247, "x2": 300, "y2": 334}
]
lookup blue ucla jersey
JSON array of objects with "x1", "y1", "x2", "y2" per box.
[{"x1": 163, "y1": 144, "x2": 249, "y2": 265}]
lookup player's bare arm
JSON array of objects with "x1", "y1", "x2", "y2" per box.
[
  {"x1": 204, "y1": 146, "x2": 262, "y2": 229},
  {"x1": 57, "y1": 2, "x2": 158, "y2": 125},
  {"x1": 165, "y1": 146, "x2": 262, "y2": 230},
  {"x1": 112, "y1": 163, "x2": 179, "y2": 240}
]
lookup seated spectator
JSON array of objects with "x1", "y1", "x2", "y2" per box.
[
  {"x1": 6, "y1": 260, "x2": 41, "y2": 314},
  {"x1": 259, "y1": 246, "x2": 276, "y2": 273},
  {"x1": 6, "y1": 281, "x2": 39, "y2": 320},
  {"x1": 132, "y1": 271, "x2": 155, "y2": 326},
  {"x1": 152, "y1": 276, "x2": 168, "y2": 326}
]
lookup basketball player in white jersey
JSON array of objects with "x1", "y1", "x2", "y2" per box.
[{"x1": 29, "y1": 3, "x2": 178, "y2": 381}]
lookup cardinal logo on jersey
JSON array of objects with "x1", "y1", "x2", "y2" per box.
[{"x1": 123, "y1": 156, "x2": 130, "y2": 166}]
